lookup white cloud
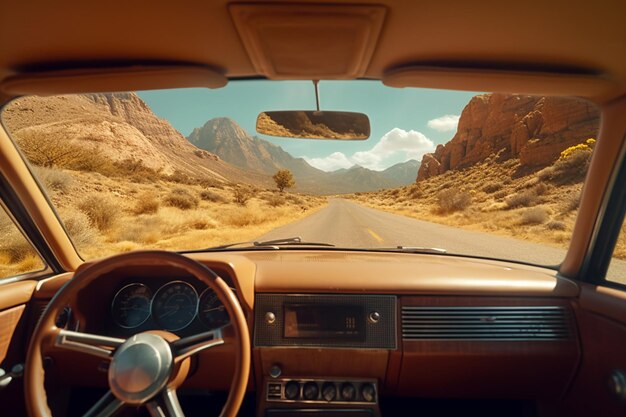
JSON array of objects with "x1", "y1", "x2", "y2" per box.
[
  {"x1": 304, "y1": 151, "x2": 354, "y2": 171},
  {"x1": 427, "y1": 114, "x2": 460, "y2": 132},
  {"x1": 302, "y1": 128, "x2": 435, "y2": 172}
]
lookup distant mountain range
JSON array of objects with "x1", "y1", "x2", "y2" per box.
[
  {"x1": 4, "y1": 93, "x2": 421, "y2": 195},
  {"x1": 188, "y1": 117, "x2": 419, "y2": 194}
]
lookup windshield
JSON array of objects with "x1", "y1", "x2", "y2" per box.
[{"x1": 1, "y1": 81, "x2": 599, "y2": 266}]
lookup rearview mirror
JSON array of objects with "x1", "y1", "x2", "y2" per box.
[{"x1": 256, "y1": 111, "x2": 370, "y2": 140}]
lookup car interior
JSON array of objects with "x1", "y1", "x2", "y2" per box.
[{"x1": 1, "y1": 1, "x2": 626, "y2": 417}]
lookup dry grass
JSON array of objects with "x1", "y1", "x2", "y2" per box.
[
  {"x1": 164, "y1": 188, "x2": 199, "y2": 210},
  {"x1": 436, "y1": 188, "x2": 472, "y2": 213},
  {"x1": 133, "y1": 195, "x2": 160, "y2": 215},
  {"x1": 348, "y1": 156, "x2": 597, "y2": 254},
  {"x1": 77, "y1": 195, "x2": 119, "y2": 231},
  {"x1": 232, "y1": 187, "x2": 251, "y2": 206},
  {"x1": 0, "y1": 165, "x2": 326, "y2": 278},
  {"x1": 520, "y1": 207, "x2": 549, "y2": 225}
]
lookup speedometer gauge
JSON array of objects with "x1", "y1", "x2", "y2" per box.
[
  {"x1": 151, "y1": 282, "x2": 198, "y2": 331},
  {"x1": 198, "y1": 288, "x2": 231, "y2": 330},
  {"x1": 111, "y1": 283, "x2": 152, "y2": 329}
]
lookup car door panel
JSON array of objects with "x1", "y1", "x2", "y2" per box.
[{"x1": 561, "y1": 284, "x2": 626, "y2": 417}]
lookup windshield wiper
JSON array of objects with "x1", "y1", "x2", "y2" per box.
[
  {"x1": 205, "y1": 237, "x2": 335, "y2": 250},
  {"x1": 383, "y1": 246, "x2": 447, "y2": 254}
]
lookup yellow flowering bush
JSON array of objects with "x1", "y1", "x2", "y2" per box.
[{"x1": 560, "y1": 138, "x2": 596, "y2": 160}]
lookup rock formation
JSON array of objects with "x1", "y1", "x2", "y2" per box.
[{"x1": 417, "y1": 94, "x2": 600, "y2": 181}]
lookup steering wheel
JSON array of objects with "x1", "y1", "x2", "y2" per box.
[{"x1": 24, "y1": 251, "x2": 251, "y2": 417}]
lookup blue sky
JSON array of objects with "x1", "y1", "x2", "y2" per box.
[{"x1": 138, "y1": 81, "x2": 478, "y2": 171}]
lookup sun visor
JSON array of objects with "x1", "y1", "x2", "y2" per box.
[
  {"x1": 383, "y1": 65, "x2": 621, "y2": 101},
  {"x1": 230, "y1": 3, "x2": 386, "y2": 79},
  {"x1": 0, "y1": 65, "x2": 227, "y2": 96}
]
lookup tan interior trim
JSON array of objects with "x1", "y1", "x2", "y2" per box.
[
  {"x1": 0, "y1": 126, "x2": 81, "y2": 271},
  {"x1": 578, "y1": 284, "x2": 626, "y2": 324},
  {"x1": 0, "y1": 280, "x2": 35, "y2": 310},
  {"x1": 0, "y1": 65, "x2": 227, "y2": 97},
  {"x1": 249, "y1": 250, "x2": 579, "y2": 297},
  {"x1": 561, "y1": 94, "x2": 626, "y2": 276},
  {"x1": 383, "y1": 65, "x2": 621, "y2": 103},
  {"x1": 230, "y1": 3, "x2": 386, "y2": 79},
  {"x1": 0, "y1": 304, "x2": 26, "y2": 364}
]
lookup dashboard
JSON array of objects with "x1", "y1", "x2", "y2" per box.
[
  {"x1": 110, "y1": 280, "x2": 232, "y2": 334},
  {"x1": 34, "y1": 250, "x2": 582, "y2": 414}
]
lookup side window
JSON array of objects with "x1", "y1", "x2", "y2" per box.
[
  {"x1": 0, "y1": 206, "x2": 45, "y2": 279},
  {"x1": 606, "y1": 221, "x2": 626, "y2": 286}
]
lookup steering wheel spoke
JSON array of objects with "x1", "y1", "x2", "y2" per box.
[
  {"x1": 55, "y1": 329, "x2": 125, "y2": 360},
  {"x1": 82, "y1": 390, "x2": 125, "y2": 417},
  {"x1": 170, "y1": 329, "x2": 225, "y2": 363},
  {"x1": 146, "y1": 389, "x2": 185, "y2": 417}
]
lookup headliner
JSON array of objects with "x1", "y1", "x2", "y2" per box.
[{"x1": 0, "y1": 0, "x2": 625, "y2": 101}]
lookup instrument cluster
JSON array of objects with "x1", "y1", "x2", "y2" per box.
[{"x1": 111, "y1": 280, "x2": 232, "y2": 333}]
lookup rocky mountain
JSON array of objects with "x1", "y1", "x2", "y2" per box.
[
  {"x1": 382, "y1": 159, "x2": 421, "y2": 184},
  {"x1": 4, "y1": 93, "x2": 268, "y2": 186},
  {"x1": 188, "y1": 118, "x2": 419, "y2": 194},
  {"x1": 188, "y1": 117, "x2": 321, "y2": 178},
  {"x1": 417, "y1": 94, "x2": 600, "y2": 181}
]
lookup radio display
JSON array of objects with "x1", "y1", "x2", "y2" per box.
[{"x1": 283, "y1": 304, "x2": 365, "y2": 340}]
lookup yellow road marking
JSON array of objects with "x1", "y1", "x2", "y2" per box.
[{"x1": 367, "y1": 228, "x2": 384, "y2": 242}]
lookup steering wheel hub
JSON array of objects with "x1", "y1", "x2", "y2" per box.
[{"x1": 108, "y1": 333, "x2": 173, "y2": 404}]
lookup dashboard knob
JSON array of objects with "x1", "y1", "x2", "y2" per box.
[
  {"x1": 322, "y1": 382, "x2": 337, "y2": 402},
  {"x1": 340, "y1": 382, "x2": 356, "y2": 401},
  {"x1": 303, "y1": 381, "x2": 319, "y2": 400},
  {"x1": 361, "y1": 383, "x2": 376, "y2": 402},
  {"x1": 284, "y1": 381, "x2": 300, "y2": 400},
  {"x1": 265, "y1": 312, "x2": 276, "y2": 324}
]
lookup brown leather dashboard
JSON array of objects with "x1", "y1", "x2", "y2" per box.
[{"x1": 28, "y1": 250, "x2": 580, "y2": 399}]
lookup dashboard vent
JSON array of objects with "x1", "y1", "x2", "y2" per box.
[{"x1": 402, "y1": 306, "x2": 572, "y2": 341}]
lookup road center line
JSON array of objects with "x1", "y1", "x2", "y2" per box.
[{"x1": 367, "y1": 228, "x2": 384, "y2": 242}]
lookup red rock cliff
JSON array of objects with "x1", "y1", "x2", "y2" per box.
[{"x1": 417, "y1": 94, "x2": 600, "y2": 181}]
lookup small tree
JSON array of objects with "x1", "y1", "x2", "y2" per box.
[{"x1": 273, "y1": 169, "x2": 295, "y2": 193}]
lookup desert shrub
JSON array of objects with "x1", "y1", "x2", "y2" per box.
[
  {"x1": 0, "y1": 230, "x2": 36, "y2": 263},
  {"x1": 408, "y1": 184, "x2": 422, "y2": 199},
  {"x1": 538, "y1": 146, "x2": 592, "y2": 185},
  {"x1": 59, "y1": 208, "x2": 97, "y2": 248},
  {"x1": 164, "y1": 188, "x2": 199, "y2": 210},
  {"x1": 77, "y1": 195, "x2": 119, "y2": 231},
  {"x1": 184, "y1": 215, "x2": 217, "y2": 230},
  {"x1": 533, "y1": 182, "x2": 549, "y2": 196},
  {"x1": 482, "y1": 181, "x2": 503, "y2": 193},
  {"x1": 200, "y1": 189, "x2": 226, "y2": 203},
  {"x1": 113, "y1": 158, "x2": 159, "y2": 182},
  {"x1": 266, "y1": 194, "x2": 285, "y2": 207},
  {"x1": 520, "y1": 207, "x2": 549, "y2": 225},
  {"x1": 221, "y1": 208, "x2": 265, "y2": 227},
  {"x1": 546, "y1": 220, "x2": 567, "y2": 231},
  {"x1": 286, "y1": 194, "x2": 303, "y2": 205},
  {"x1": 133, "y1": 196, "x2": 160, "y2": 215},
  {"x1": 232, "y1": 187, "x2": 251, "y2": 206},
  {"x1": 506, "y1": 190, "x2": 538, "y2": 209},
  {"x1": 564, "y1": 193, "x2": 581, "y2": 212},
  {"x1": 33, "y1": 166, "x2": 73, "y2": 193},
  {"x1": 493, "y1": 189, "x2": 508, "y2": 200},
  {"x1": 437, "y1": 188, "x2": 472, "y2": 213}
]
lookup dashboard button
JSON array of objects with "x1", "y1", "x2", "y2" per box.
[
  {"x1": 340, "y1": 382, "x2": 356, "y2": 401},
  {"x1": 303, "y1": 382, "x2": 319, "y2": 400},
  {"x1": 284, "y1": 381, "x2": 300, "y2": 400},
  {"x1": 322, "y1": 382, "x2": 337, "y2": 402}
]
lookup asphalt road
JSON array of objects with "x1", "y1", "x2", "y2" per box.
[{"x1": 258, "y1": 199, "x2": 626, "y2": 281}]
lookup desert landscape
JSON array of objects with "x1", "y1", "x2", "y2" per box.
[
  {"x1": 0, "y1": 93, "x2": 327, "y2": 277},
  {"x1": 348, "y1": 94, "x2": 626, "y2": 256},
  {"x1": 1, "y1": 90, "x2": 622, "y2": 280}
]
